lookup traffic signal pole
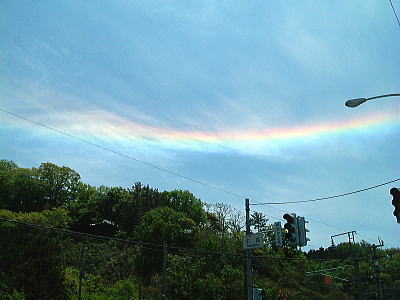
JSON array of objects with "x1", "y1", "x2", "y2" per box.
[{"x1": 245, "y1": 198, "x2": 253, "y2": 300}]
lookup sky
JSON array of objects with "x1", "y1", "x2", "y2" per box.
[{"x1": 1, "y1": 0, "x2": 400, "y2": 250}]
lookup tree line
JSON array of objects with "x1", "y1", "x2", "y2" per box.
[{"x1": 0, "y1": 159, "x2": 399, "y2": 299}]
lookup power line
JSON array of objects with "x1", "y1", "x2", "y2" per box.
[
  {"x1": 251, "y1": 211, "x2": 284, "y2": 222},
  {"x1": 255, "y1": 204, "x2": 350, "y2": 232},
  {"x1": 0, "y1": 107, "x2": 245, "y2": 199},
  {"x1": 2, "y1": 107, "x2": 395, "y2": 209},
  {"x1": 250, "y1": 182, "x2": 396, "y2": 243},
  {"x1": 251, "y1": 178, "x2": 400, "y2": 205},
  {"x1": 0, "y1": 107, "x2": 390, "y2": 247},
  {"x1": 0, "y1": 216, "x2": 162, "y2": 248},
  {"x1": 250, "y1": 210, "x2": 379, "y2": 247},
  {"x1": 253, "y1": 207, "x2": 379, "y2": 245},
  {"x1": 2, "y1": 214, "x2": 392, "y2": 263},
  {"x1": 389, "y1": 0, "x2": 400, "y2": 30},
  {"x1": 0, "y1": 216, "x2": 242, "y2": 258},
  {"x1": 0, "y1": 216, "x2": 343, "y2": 260},
  {"x1": 252, "y1": 255, "x2": 348, "y2": 262},
  {"x1": 255, "y1": 209, "x2": 358, "y2": 238}
]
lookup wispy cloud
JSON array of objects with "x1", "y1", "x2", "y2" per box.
[{"x1": 4, "y1": 94, "x2": 396, "y2": 160}]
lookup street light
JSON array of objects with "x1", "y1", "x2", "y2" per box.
[{"x1": 345, "y1": 93, "x2": 400, "y2": 107}]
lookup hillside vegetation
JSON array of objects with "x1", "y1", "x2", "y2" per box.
[{"x1": 0, "y1": 160, "x2": 399, "y2": 299}]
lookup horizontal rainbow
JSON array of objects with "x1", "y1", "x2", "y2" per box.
[
  {"x1": 67, "y1": 109, "x2": 399, "y2": 146},
  {"x1": 4, "y1": 108, "x2": 400, "y2": 152}
]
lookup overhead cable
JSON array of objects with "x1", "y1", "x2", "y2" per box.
[
  {"x1": 0, "y1": 108, "x2": 244, "y2": 199},
  {"x1": 0, "y1": 107, "x2": 391, "y2": 245},
  {"x1": 389, "y1": 0, "x2": 400, "y2": 30},
  {"x1": 0, "y1": 217, "x2": 240, "y2": 257},
  {"x1": 251, "y1": 178, "x2": 400, "y2": 205},
  {"x1": 0, "y1": 216, "x2": 353, "y2": 261}
]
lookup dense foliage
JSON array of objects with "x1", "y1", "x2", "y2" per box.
[{"x1": 0, "y1": 159, "x2": 399, "y2": 299}]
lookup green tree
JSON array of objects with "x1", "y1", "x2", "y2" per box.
[
  {"x1": 205, "y1": 203, "x2": 244, "y2": 237},
  {"x1": 134, "y1": 206, "x2": 198, "y2": 281},
  {"x1": 0, "y1": 167, "x2": 43, "y2": 212},
  {"x1": 0, "y1": 208, "x2": 71, "y2": 300},
  {"x1": 250, "y1": 211, "x2": 268, "y2": 232},
  {"x1": 0, "y1": 159, "x2": 18, "y2": 171},
  {"x1": 162, "y1": 190, "x2": 206, "y2": 226},
  {"x1": 34, "y1": 162, "x2": 81, "y2": 208},
  {"x1": 167, "y1": 255, "x2": 243, "y2": 300},
  {"x1": 97, "y1": 186, "x2": 129, "y2": 225},
  {"x1": 136, "y1": 206, "x2": 196, "y2": 246},
  {"x1": 65, "y1": 183, "x2": 100, "y2": 232},
  {"x1": 113, "y1": 182, "x2": 163, "y2": 235},
  {"x1": 0, "y1": 161, "x2": 82, "y2": 212}
]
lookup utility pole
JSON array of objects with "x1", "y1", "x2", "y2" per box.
[
  {"x1": 371, "y1": 240, "x2": 384, "y2": 299},
  {"x1": 78, "y1": 247, "x2": 86, "y2": 300},
  {"x1": 353, "y1": 258, "x2": 361, "y2": 300},
  {"x1": 138, "y1": 280, "x2": 142, "y2": 300},
  {"x1": 331, "y1": 231, "x2": 361, "y2": 300},
  {"x1": 245, "y1": 198, "x2": 253, "y2": 300},
  {"x1": 162, "y1": 241, "x2": 168, "y2": 299}
]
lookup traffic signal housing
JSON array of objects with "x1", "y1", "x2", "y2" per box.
[
  {"x1": 297, "y1": 216, "x2": 310, "y2": 247},
  {"x1": 390, "y1": 187, "x2": 400, "y2": 223},
  {"x1": 283, "y1": 213, "x2": 299, "y2": 245}
]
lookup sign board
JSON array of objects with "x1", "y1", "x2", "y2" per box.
[
  {"x1": 253, "y1": 287, "x2": 263, "y2": 300},
  {"x1": 274, "y1": 222, "x2": 283, "y2": 247},
  {"x1": 243, "y1": 233, "x2": 263, "y2": 250},
  {"x1": 324, "y1": 276, "x2": 333, "y2": 285}
]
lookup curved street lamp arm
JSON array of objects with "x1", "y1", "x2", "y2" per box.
[
  {"x1": 366, "y1": 93, "x2": 400, "y2": 101},
  {"x1": 345, "y1": 93, "x2": 400, "y2": 107}
]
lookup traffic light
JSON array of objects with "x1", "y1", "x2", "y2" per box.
[
  {"x1": 297, "y1": 216, "x2": 310, "y2": 247},
  {"x1": 390, "y1": 187, "x2": 400, "y2": 223},
  {"x1": 283, "y1": 213, "x2": 299, "y2": 245}
]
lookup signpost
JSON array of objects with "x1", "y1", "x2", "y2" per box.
[
  {"x1": 243, "y1": 232, "x2": 264, "y2": 250},
  {"x1": 274, "y1": 221, "x2": 283, "y2": 247}
]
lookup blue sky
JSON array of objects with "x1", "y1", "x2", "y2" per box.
[{"x1": 1, "y1": 0, "x2": 400, "y2": 250}]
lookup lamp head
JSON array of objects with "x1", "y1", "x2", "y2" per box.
[{"x1": 345, "y1": 98, "x2": 367, "y2": 107}]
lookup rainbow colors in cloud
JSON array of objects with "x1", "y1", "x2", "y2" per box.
[{"x1": 33, "y1": 108, "x2": 398, "y2": 155}]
